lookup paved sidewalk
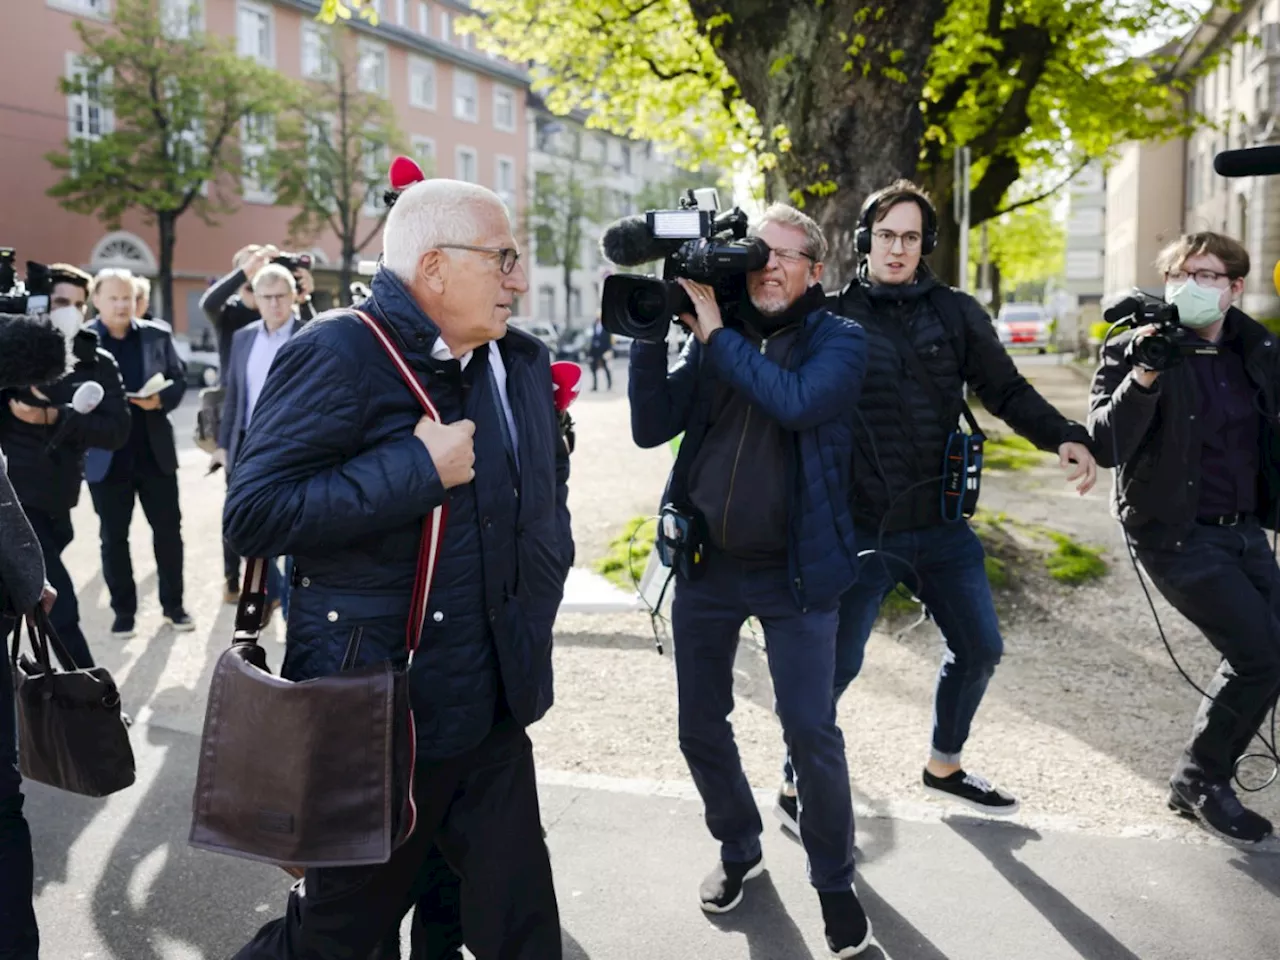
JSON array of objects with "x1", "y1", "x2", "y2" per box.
[{"x1": 26, "y1": 720, "x2": 1280, "y2": 960}]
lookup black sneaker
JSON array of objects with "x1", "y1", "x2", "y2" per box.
[
  {"x1": 819, "y1": 888, "x2": 872, "y2": 957},
  {"x1": 1172, "y1": 779, "x2": 1273, "y2": 845},
  {"x1": 774, "y1": 787, "x2": 799, "y2": 837},
  {"x1": 1166, "y1": 790, "x2": 1196, "y2": 820},
  {"x1": 922, "y1": 768, "x2": 1019, "y2": 816},
  {"x1": 698, "y1": 853, "x2": 764, "y2": 914},
  {"x1": 164, "y1": 610, "x2": 196, "y2": 632},
  {"x1": 110, "y1": 615, "x2": 136, "y2": 639}
]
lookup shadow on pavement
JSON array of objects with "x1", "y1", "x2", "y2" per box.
[
  {"x1": 1227, "y1": 849, "x2": 1280, "y2": 897},
  {"x1": 857, "y1": 878, "x2": 952, "y2": 960},
  {"x1": 947, "y1": 818, "x2": 1143, "y2": 960},
  {"x1": 705, "y1": 871, "x2": 815, "y2": 959}
]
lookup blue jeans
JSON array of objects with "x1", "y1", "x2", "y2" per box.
[
  {"x1": 784, "y1": 522, "x2": 1003, "y2": 783},
  {"x1": 0, "y1": 617, "x2": 39, "y2": 960},
  {"x1": 673, "y1": 553, "x2": 854, "y2": 892}
]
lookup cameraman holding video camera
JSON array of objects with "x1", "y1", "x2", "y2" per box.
[
  {"x1": 1090, "y1": 231, "x2": 1280, "y2": 845},
  {"x1": 630, "y1": 203, "x2": 873, "y2": 955}
]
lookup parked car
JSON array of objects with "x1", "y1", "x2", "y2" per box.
[
  {"x1": 508, "y1": 317, "x2": 561, "y2": 353},
  {"x1": 994, "y1": 302, "x2": 1051, "y2": 352},
  {"x1": 173, "y1": 337, "x2": 220, "y2": 387}
]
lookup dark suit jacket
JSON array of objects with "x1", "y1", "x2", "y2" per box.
[
  {"x1": 84, "y1": 319, "x2": 187, "y2": 483},
  {"x1": 218, "y1": 318, "x2": 300, "y2": 474}
]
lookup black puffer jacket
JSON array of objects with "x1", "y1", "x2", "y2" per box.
[{"x1": 833, "y1": 266, "x2": 1090, "y2": 533}]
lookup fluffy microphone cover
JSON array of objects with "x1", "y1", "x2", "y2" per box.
[{"x1": 0, "y1": 313, "x2": 69, "y2": 390}]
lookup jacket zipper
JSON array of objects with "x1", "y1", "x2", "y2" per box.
[{"x1": 721, "y1": 337, "x2": 770, "y2": 549}]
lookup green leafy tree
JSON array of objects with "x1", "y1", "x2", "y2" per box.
[
  {"x1": 970, "y1": 200, "x2": 1066, "y2": 309},
  {"x1": 264, "y1": 24, "x2": 409, "y2": 306},
  {"x1": 529, "y1": 155, "x2": 609, "y2": 328},
  {"x1": 46, "y1": 0, "x2": 285, "y2": 323},
  {"x1": 317, "y1": 0, "x2": 1222, "y2": 287}
]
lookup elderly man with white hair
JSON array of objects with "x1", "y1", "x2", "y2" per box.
[{"x1": 224, "y1": 178, "x2": 571, "y2": 959}]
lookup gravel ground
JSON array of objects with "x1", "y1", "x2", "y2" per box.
[{"x1": 533, "y1": 358, "x2": 1280, "y2": 843}]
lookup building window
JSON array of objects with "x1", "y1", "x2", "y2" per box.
[
  {"x1": 493, "y1": 86, "x2": 516, "y2": 132},
  {"x1": 160, "y1": 0, "x2": 200, "y2": 37},
  {"x1": 455, "y1": 146, "x2": 478, "y2": 183},
  {"x1": 409, "y1": 57, "x2": 436, "y2": 109},
  {"x1": 461, "y1": 31, "x2": 475, "y2": 52},
  {"x1": 417, "y1": 0, "x2": 428, "y2": 34},
  {"x1": 358, "y1": 40, "x2": 389, "y2": 95},
  {"x1": 47, "y1": 0, "x2": 109, "y2": 15},
  {"x1": 536, "y1": 225, "x2": 557, "y2": 266},
  {"x1": 396, "y1": 0, "x2": 407, "y2": 25},
  {"x1": 301, "y1": 23, "x2": 334, "y2": 80},
  {"x1": 453, "y1": 69, "x2": 478, "y2": 121},
  {"x1": 537, "y1": 286, "x2": 555, "y2": 319},
  {"x1": 66, "y1": 54, "x2": 110, "y2": 140},
  {"x1": 411, "y1": 135, "x2": 436, "y2": 175},
  {"x1": 495, "y1": 156, "x2": 516, "y2": 210},
  {"x1": 621, "y1": 143, "x2": 632, "y2": 175},
  {"x1": 237, "y1": 1, "x2": 273, "y2": 64},
  {"x1": 241, "y1": 113, "x2": 274, "y2": 204},
  {"x1": 569, "y1": 288, "x2": 582, "y2": 319},
  {"x1": 363, "y1": 139, "x2": 389, "y2": 215},
  {"x1": 440, "y1": 11, "x2": 452, "y2": 42}
]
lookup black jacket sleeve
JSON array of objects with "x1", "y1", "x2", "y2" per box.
[
  {"x1": 1087, "y1": 331, "x2": 1161, "y2": 469},
  {"x1": 957, "y1": 295, "x2": 1090, "y2": 451},
  {"x1": 56, "y1": 350, "x2": 131, "y2": 452},
  {"x1": 200, "y1": 269, "x2": 247, "y2": 329},
  {"x1": 629, "y1": 337, "x2": 702, "y2": 448}
]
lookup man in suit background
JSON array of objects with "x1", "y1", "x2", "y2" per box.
[
  {"x1": 85, "y1": 268, "x2": 190, "y2": 638},
  {"x1": 587, "y1": 315, "x2": 613, "y2": 392}
]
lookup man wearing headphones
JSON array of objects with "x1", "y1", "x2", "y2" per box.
[{"x1": 774, "y1": 180, "x2": 1097, "y2": 830}]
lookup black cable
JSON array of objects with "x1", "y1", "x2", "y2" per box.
[{"x1": 1101, "y1": 323, "x2": 1280, "y2": 793}]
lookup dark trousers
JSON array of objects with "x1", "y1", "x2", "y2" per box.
[
  {"x1": 1135, "y1": 520, "x2": 1280, "y2": 785},
  {"x1": 785, "y1": 521, "x2": 1003, "y2": 783},
  {"x1": 23, "y1": 509, "x2": 93, "y2": 668},
  {"x1": 589, "y1": 355, "x2": 611, "y2": 391},
  {"x1": 0, "y1": 617, "x2": 38, "y2": 960},
  {"x1": 89, "y1": 471, "x2": 185, "y2": 617},
  {"x1": 224, "y1": 467, "x2": 240, "y2": 586},
  {"x1": 235, "y1": 720, "x2": 561, "y2": 960},
  {"x1": 673, "y1": 553, "x2": 854, "y2": 892}
]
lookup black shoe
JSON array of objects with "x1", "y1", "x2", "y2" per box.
[
  {"x1": 819, "y1": 889, "x2": 872, "y2": 957},
  {"x1": 698, "y1": 853, "x2": 764, "y2": 914},
  {"x1": 922, "y1": 768, "x2": 1019, "y2": 816},
  {"x1": 110, "y1": 615, "x2": 136, "y2": 639},
  {"x1": 774, "y1": 787, "x2": 799, "y2": 837},
  {"x1": 164, "y1": 609, "x2": 196, "y2": 632},
  {"x1": 1166, "y1": 790, "x2": 1196, "y2": 820},
  {"x1": 1172, "y1": 779, "x2": 1273, "y2": 845}
]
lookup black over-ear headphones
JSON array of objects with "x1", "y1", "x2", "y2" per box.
[{"x1": 854, "y1": 186, "x2": 939, "y2": 256}]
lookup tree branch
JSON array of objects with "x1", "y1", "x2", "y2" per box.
[{"x1": 992, "y1": 158, "x2": 1091, "y2": 217}]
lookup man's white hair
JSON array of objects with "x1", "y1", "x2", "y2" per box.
[
  {"x1": 251, "y1": 263, "x2": 298, "y2": 294},
  {"x1": 91, "y1": 267, "x2": 134, "y2": 296},
  {"x1": 382, "y1": 178, "x2": 510, "y2": 283},
  {"x1": 132, "y1": 275, "x2": 151, "y2": 299}
]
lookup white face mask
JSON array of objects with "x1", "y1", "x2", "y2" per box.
[
  {"x1": 1164, "y1": 278, "x2": 1225, "y2": 329},
  {"x1": 48, "y1": 305, "x2": 83, "y2": 340}
]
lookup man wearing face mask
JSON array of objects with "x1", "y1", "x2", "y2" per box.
[
  {"x1": 1090, "y1": 231, "x2": 1280, "y2": 845},
  {"x1": 0, "y1": 264, "x2": 131, "y2": 668}
]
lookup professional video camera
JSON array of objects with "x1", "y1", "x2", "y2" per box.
[
  {"x1": 272, "y1": 251, "x2": 313, "y2": 273},
  {"x1": 1102, "y1": 291, "x2": 1219, "y2": 372},
  {"x1": 0, "y1": 248, "x2": 53, "y2": 315},
  {"x1": 598, "y1": 189, "x2": 771, "y2": 341}
]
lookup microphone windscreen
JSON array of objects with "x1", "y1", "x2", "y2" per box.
[
  {"x1": 550, "y1": 361, "x2": 582, "y2": 413},
  {"x1": 0, "y1": 314, "x2": 69, "y2": 390},
  {"x1": 71, "y1": 380, "x2": 105, "y2": 414},
  {"x1": 600, "y1": 215, "x2": 681, "y2": 267},
  {"x1": 389, "y1": 155, "x2": 426, "y2": 191},
  {"x1": 1213, "y1": 145, "x2": 1280, "y2": 178}
]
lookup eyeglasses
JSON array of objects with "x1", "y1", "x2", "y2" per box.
[
  {"x1": 872, "y1": 229, "x2": 923, "y2": 251},
  {"x1": 1167, "y1": 269, "x2": 1232, "y2": 286},
  {"x1": 770, "y1": 247, "x2": 817, "y2": 266},
  {"x1": 437, "y1": 245, "x2": 521, "y2": 275}
]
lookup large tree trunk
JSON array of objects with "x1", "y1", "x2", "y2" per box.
[
  {"x1": 156, "y1": 213, "x2": 176, "y2": 330},
  {"x1": 690, "y1": 0, "x2": 946, "y2": 287}
]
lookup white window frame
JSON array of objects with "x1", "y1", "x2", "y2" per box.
[
  {"x1": 47, "y1": 0, "x2": 110, "y2": 18},
  {"x1": 411, "y1": 135, "x2": 437, "y2": 176},
  {"x1": 241, "y1": 113, "x2": 275, "y2": 204},
  {"x1": 65, "y1": 52, "x2": 111, "y2": 141},
  {"x1": 357, "y1": 38, "x2": 390, "y2": 96},
  {"x1": 408, "y1": 56, "x2": 437, "y2": 110},
  {"x1": 493, "y1": 85, "x2": 516, "y2": 133},
  {"x1": 362, "y1": 138, "x2": 391, "y2": 216},
  {"x1": 237, "y1": 0, "x2": 274, "y2": 66},
  {"x1": 396, "y1": 0, "x2": 407, "y2": 25},
  {"x1": 160, "y1": 0, "x2": 203, "y2": 38},
  {"x1": 455, "y1": 145, "x2": 478, "y2": 183},
  {"x1": 453, "y1": 69, "x2": 478, "y2": 122},
  {"x1": 495, "y1": 154, "x2": 516, "y2": 210},
  {"x1": 440, "y1": 10, "x2": 452, "y2": 43},
  {"x1": 300, "y1": 22, "x2": 335, "y2": 80},
  {"x1": 417, "y1": 1, "x2": 429, "y2": 35}
]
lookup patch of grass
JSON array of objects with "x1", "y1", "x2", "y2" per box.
[
  {"x1": 983, "y1": 433, "x2": 1046, "y2": 471},
  {"x1": 595, "y1": 516, "x2": 656, "y2": 589},
  {"x1": 1043, "y1": 531, "x2": 1108, "y2": 584}
]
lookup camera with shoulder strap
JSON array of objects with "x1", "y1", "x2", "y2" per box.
[{"x1": 194, "y1": 386, "x2": 224, "y2": 455}]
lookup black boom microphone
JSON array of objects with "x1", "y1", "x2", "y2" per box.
[
  {"x1": 599, "y1": 215, "x2": 686, "y2": 266},
  {"x1": 1213, "y1": 145, "x2": 1280, "y2": 178}
]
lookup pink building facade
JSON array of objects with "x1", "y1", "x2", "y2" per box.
[{"x1": 0, "y1": 0, "x2": 529, "y2": 338}]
